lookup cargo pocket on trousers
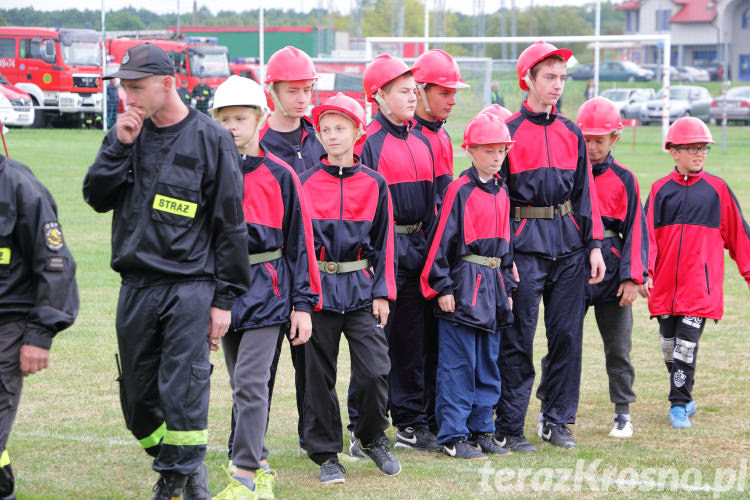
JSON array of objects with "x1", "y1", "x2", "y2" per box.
[{"x1": 185, "y1": 362, "x2": 213, "y2": 427}]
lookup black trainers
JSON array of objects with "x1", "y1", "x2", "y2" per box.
[
  {"x1": 394, "y1": 426, "x2": 441, "y2": 452},
  {"x1": 471, "y1": 433, "x2": 511, "y2": 455},
  {"x1": 319, "y1": 459, "x2": 346, "y2": 484},
  {"x1": 152, "y1": 472, "x2": 187, "y2": 500},
  {"x1": 442, "y1": 439, "x2": 487, "y2": 460},
  {"x1": 350, "y1": 431, "x2": 392, "y2": 458},
  {"x1": 540, "y1": 422, "x2": 576, "y2": 448},
  {"x1": 361, "y1": 442, "x2": 402, "y2": 476},
  {"x1": 493, "y1": 433, "x2": 537, "y2": 453},
  {"x1": 182, "y1": 462, "x2": 211, "y2": 500}
]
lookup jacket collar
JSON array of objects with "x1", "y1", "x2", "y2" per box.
[
  {"x1": 463, "y1": 165, "x2": 502, "y2": 193},
  {"x1": 375, "y1": 110, "x2": 410, "y2": 139},
  {"x1": 413, "y1": 113, "x2": 445, "y2": 133},
  {"x1": 320, "y1": 156, "x2": 363, "y2": 178},
  {"x1": 670, "y1": 166, "x2": 705, "y2": 185},
  {"x1": 591, "y1": 153, "x2": 615, "y2": 177},
  {"x1": 520, "y1": 99, "x2": 558, "y2": 125}
]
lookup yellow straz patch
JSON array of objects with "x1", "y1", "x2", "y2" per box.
[
  {"x1": 153, "y1": 195, "x2": 198, "y2": 218},
  {"x1": 0, "y1": 248, "x2": 10, "y2": 265}
]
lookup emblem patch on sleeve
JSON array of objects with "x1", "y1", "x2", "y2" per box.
[{"x1": 43, "y1": 222, "x2": 65, "y2": 251}]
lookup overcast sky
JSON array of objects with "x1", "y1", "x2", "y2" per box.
[{"x1": 4, "y1": 0, "x2": 598, "y2": 17}]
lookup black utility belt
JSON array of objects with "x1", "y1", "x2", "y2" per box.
[{"x1": 512, "y1": 201, "x2": 573, "y2": 221}]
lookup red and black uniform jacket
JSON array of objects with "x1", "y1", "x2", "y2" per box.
[
  {"x1": 411, "y1": 114, "x2": 454, "y2": 202},
  {"x1": 503, "y1": 101, "x2": 603, "y2": 259},
  {"x1": 357, "y1": 110, "x2": 436, "y2": 277},
  {"x1": 421, "y1": 167, "x2": 516, "y2": 333},
  {"x1": 587, "y1": 153, "x2": 649, "y2": 305},
  {"x1": 259, "y1": 116, "x2": 326, "y2": 175},
  {"x1": 299, "y1": 156, "x2": 397, "y2": 313},
  {"x1": 230, "y1": 150, "x2": 322, "y2": 331},
  {"x1": 645, "y1": 168, "x2": 750, "y2": 320}
]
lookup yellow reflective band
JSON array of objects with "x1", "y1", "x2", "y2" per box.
[
  {"x1": 153, "y1": 195, "x2": 197, "y2": 218},
  {"x1": 0, "y1": 248, "x2": 9, "y2": 265},
  {"x1": 163, "y1": 429, "x2": 208, "y2": 446},
  {"x1": 0, "y1": 450, "x2": 9, "y2": 467},
  {"x1": 138, "y1": 422, "x2": 166, "y2": 449}
]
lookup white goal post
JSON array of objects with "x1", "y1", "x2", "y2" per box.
[{"x1": 365, "y1": 34, "x2": 673, "y2": 149}]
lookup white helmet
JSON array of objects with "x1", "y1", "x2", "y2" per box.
[{"x1": 210, "y1": 75, "x2": 270, "y2": 116}]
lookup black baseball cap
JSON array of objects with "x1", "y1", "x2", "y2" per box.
[{"x1": 105, "y1": 43, "x2": 174, "y2": 80}]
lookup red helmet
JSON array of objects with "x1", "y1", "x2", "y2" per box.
[
  {"x1": 411, "y1": 49, "x2": 469, "y2": 89},
  {"x1": 462, "y1": 112, "x2": 514, "y2": 148},
  {"x1": 480, "y1": 104, "x2": 513, "y2": 122},
  {"x1": 576, "y1": 97, "x2": 623, "y2": 135},
  {"x1": 264, "y1": 46, "x2": 318, "y2": 84},
  {"x1": 665, "y1": 116, "x2": 714, "y2": 149},
  {"x1": 516, "y1": 40, "x2": 573, "y2": 91},
  {"x1": 363, "y1": 54, "x2": 412, "y2": 102},
  {"x1": 312, "y1": 93, "x2": 368, "y2": 146}
]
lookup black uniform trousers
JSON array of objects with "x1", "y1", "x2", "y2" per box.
[
  {"x1": 304, "y1": 308, "x2": 390, "y2": 466},
  {"x1": 116, "y1": 280, "x2": 213, "y2": 476},
  {"x1": 0, "y1": 321, "x2": 24, "y2": 497},
  {"x1": 657, "y1": 315, "x2": 706, "y2": 408},
  {"x1": 495, "y1": 252, "x2": 586, "y2": 436}
]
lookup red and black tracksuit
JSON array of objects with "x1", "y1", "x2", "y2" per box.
[
  {"x1": 350, "y1": 110, "x2": 436, "y2": 432},
  {"x1": 224, "y1": 150, "x2": 322, "y2": 471},
  {"x1": 299, "y1": 156, "x2": 396, "y2": 465},
  {"x1": 645, "y1": 167, "x2": 750, "y2": 407},
  {"x1": 495, "y1": 102, "x2": 603, "y2": 436}
]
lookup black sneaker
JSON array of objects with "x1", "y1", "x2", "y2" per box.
[
  {"x1": 361, "y1": 442, "x2": 402, "y2": 476},
  {"x1": 540, "y1": 422, "x2": 576, "y2": 448},
  {"x1": 442, "y1": 439, "x2": 487, "y2": 460},
  {"x1": 319, "y1": 459, "x2": 346, "y2": 484},
  {"x1": 349, "y1": 431, "x2": 365, "y2": 458},
  {"x1": 471, "y1": 433, "x2": 511, "y2": 455},
  {"x1": 394, "y1": 426, "x2": 441, "y2": 452},
  {"x1": 152, "y1": 473, "x2": 187, "y2": 500},
  {"x1": 493, "y1": 433, "x2": 537, "y2": 453},
  {"x1": 183, "y1": 462, "x2": 211, "y2": 500}
]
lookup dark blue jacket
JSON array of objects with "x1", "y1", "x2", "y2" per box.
[
  {"x1": 411, "y1": 114, "x2": 454, "y2": 202},
  {"x1": 421, "y1": 167, "x2": 515, "y2": 333},
  {"x1": 299, "y1": 156, "x2": 396, "y2": 313},
  {"x1": 230, "y1": 150, "x2": 322, "y2": 331},
  {"x1": 259, "y1": 116, "x2": 326, "y2": 175}
]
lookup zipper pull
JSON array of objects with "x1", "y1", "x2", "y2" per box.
[
  {"x1": 338, "y1": 166, "x2": 343, "y2": 176},
  {"x1": 297, "y1": 151, "x2": 302, "y2": 159}
]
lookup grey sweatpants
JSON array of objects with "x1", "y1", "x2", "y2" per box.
[
  {"x1": 592, "y1": 301, "x2": 636, "y2": 413},
  {"x1": 222, "y1": 325, "x2": 280, "y2": 471}
]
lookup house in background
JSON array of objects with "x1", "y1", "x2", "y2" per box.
[{"x1": 615, "y1": 0, "x2": 750, "y2": 81}]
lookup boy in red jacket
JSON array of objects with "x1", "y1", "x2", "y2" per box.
[{"x1": 641, "y1": 116, "x2": 750, "y2": 428}]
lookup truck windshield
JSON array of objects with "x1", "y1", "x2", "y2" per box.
[
  {"x1": 189, "y1": 51, "x2": 229, "y2": 78},
  {"x1": 62, "y1": 40, "x2": 101, "y2": 66}
]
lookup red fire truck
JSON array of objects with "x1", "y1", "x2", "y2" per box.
[{"x1": 0, "y1": 27, "x2": 103, "y2": 127}]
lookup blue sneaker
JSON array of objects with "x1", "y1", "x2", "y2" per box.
[
  {"x1": 670, "y1": 406, "x2": 692, "y2": 428},
  {"x1": 685, "y1": 400, "x2": 697, "y2": 417}
]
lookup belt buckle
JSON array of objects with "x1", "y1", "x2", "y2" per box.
[
  {"x1": 325, "y1": 261, "x2": 338, "y2": 274},
  {"x1": 488, "y1": 257, "x2": 500, "y2": 269}
]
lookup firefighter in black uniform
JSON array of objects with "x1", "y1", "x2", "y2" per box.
[
  {"x1": 0, "y1": 154, "x2": 79, "y2": 500},
  {"x1": 177, "y1": 78, "x2": 192, "y2": 108},
  {"x1": 192, "y1": 76, "x2": 212, "y2": 115},
  {"x1": 83, "y1": 44, "x2": 251, "y2": 500}
]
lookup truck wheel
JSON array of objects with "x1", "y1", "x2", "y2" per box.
[{"x1": 31, "y1": 97, "x2": 47, "y2": 128}]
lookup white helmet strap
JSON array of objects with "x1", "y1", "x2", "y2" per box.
[{"x1": 417, "y1": 84, "x2": 432, "y2": 116}]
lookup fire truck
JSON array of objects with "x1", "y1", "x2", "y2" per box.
[
  {"x1": 0, "y1": 27, "x2": 103, "y2": 127},
  {"x1": 106, "y1": 38, "x2": 231, "y2": 93}
]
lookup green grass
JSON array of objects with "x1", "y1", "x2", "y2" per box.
[{"x1": 3, "y1": 125, "x2": 750, "y2": 499}]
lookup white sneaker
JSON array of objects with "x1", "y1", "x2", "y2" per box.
[{"x1": 608, "y1": 414, "x2": 633, "y2": 439}]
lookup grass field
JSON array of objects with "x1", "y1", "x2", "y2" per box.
[{"x1": 3, "y1": 123, "x2": 750, "y2": 499}]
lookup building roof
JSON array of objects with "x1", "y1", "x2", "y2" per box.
[
  {"x1": 614, "y1": 0, "x2": 641, "y2": 11},
  {"x1": 669, "y1": 0, "x2": 717, "y2": 23}
]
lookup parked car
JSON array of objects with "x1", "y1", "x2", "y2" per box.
[
  {"x1": 568, "y1": 61, "x2": 653, "y2": 81},
  {"x1": 0, "y1": 71, "x2": 34, "y2": 127},
  {"x1": 710, "y1": 86, "x2": 750, "y2": 125},
  {"x1": 693, "y1": 60, "x2": 728, "y2": 81},
  {"x1": 642, "y1": 64, "x2": 690, "y2": 82},
  {"x1": 619, "y1": 88, "x2": 657, "y2": 119},
  {"x1": 640, "y1": 85, "x2": 713, "y2": 124},
  {"x1": 677, "y1": 66, "x2": 710, "y2": 82}
]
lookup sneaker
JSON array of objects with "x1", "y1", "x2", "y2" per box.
[
  {"x1": 183, "y1": 462, "x2": 211, "y2": 500},
  {"x1": 540, "y1": 422, "x2": 577, "y2": 448},
  {"x1": 493, "y1": 433, "x2": 537, "y2": 453},
  {"x1": 442, "y1": 439, "x2": 487, "y2": 460},
  {"x1": 670, "y1": 406, "x2": 692, "y2": 428},
  {"x1": 608, "y1": 414, "x2": 634, "y2": 439},
  {"x1": 253, "y1": 469, "x2": 276, "y2": 500},
  {"x1": 686, "y1": 400, "x2": 697, "y2": 417},
  {"x1": 360, "y1": 442, "x2": 402, "y2": 476},
  {"x1": 471, "y1": 433, "x2": 511, "y2": 455},
  {"x1": 213, "y1": 467, "x2": 256, "y2": 500},
  {"x1": 394, "y1": 427, "x2": 441, "y2": 452},
  {"x1": 319, "y1": 459, "x2": 346, "y2": 484},
  {"x1": 377, "y1": 432, "x2": 394, "y2": 449},
  {"x1": 152, "y1": 473, "x2": 187, "y2": 500},
  {"x1": 349, "y1": 431, "x2": 365, "y2": 458}
]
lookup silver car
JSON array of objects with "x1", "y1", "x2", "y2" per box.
[
  {"x1": 618, "y1": 88, "x2": 657, "y2": 120},
  {"x1": 709, "y1": 86, "x2": 750, "y2": 125},
  {"x1": 640, "y1": 86, "x2": 713, "y2": 125}
]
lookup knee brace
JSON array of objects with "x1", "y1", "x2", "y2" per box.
[
  {"x1": 660, "y1": 336, "x2": 675, "y2": 364},
  {"x1": 674, "y1": 338, "x2": 697, "y2": 364}
]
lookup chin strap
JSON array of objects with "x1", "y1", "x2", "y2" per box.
[
  {"x1": 268, "y1": 83, "x2": 292, "y2": 118},
  {"x1": 417, "y1": 84, "x2": 432, "y2": 116},
  {"x1": 237, "y1": 112, "x2": 268, "y2": 152},
  {"x1": 373, "y1": 92, "x2": 394, "y2": 120}
]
